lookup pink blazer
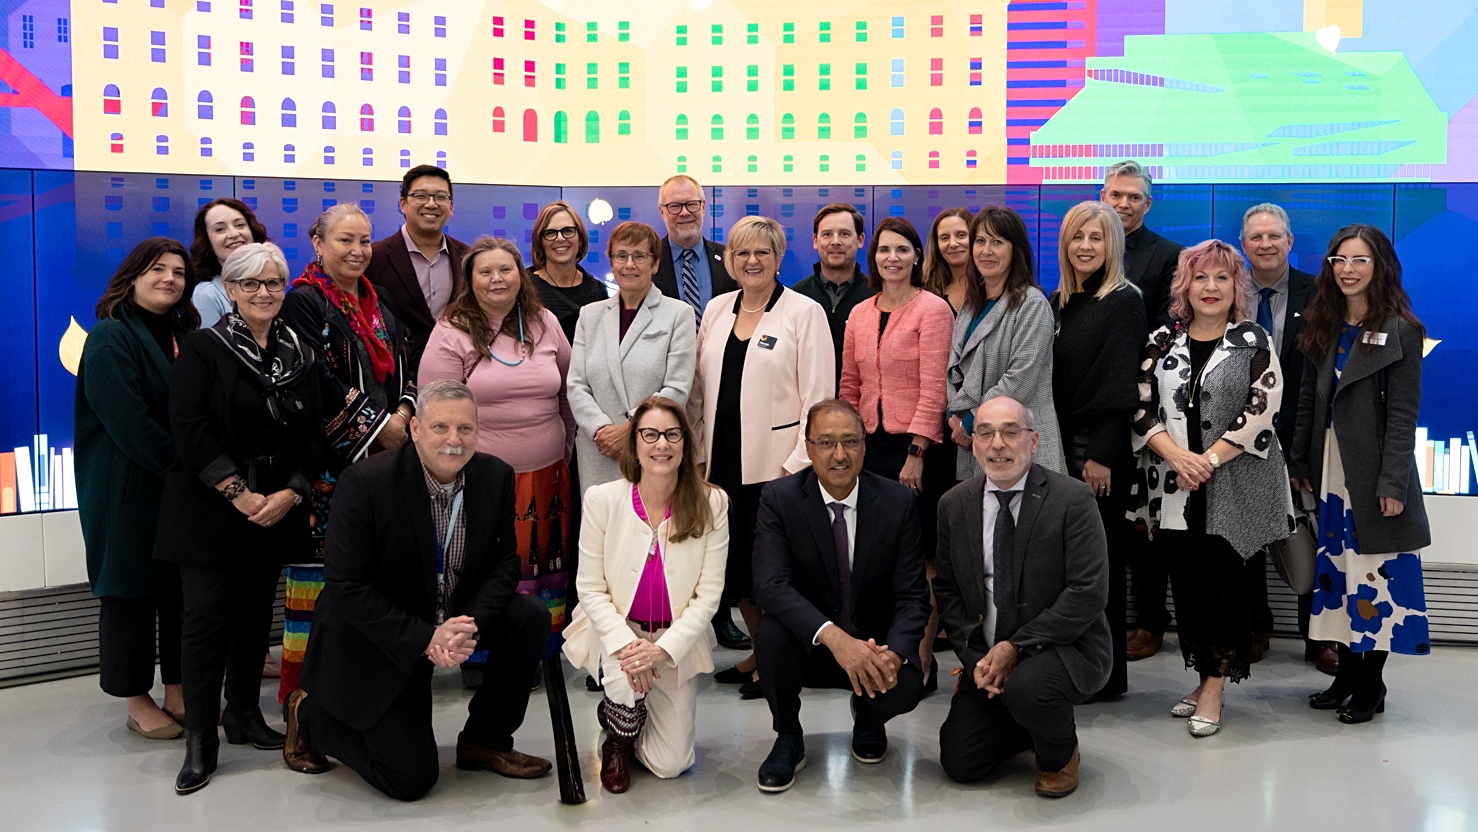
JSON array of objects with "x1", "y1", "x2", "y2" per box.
[{"x1": 839, "y1": 290, "x2": 953, "y2": 443}]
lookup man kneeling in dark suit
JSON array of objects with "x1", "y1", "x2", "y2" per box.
[
  {"x1": 282, "y1": 380, "x2": 553, "y2": 801},
  {"x1": 752, "y1": 399, "x2": 930, "y2": 793},
  {"x1": 935, "y1": 396, "x2": 1111, "y2": 798}
]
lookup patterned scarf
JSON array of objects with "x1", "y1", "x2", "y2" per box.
[
  {"x1": 208, "y1": 313, "x2": 313, "y2": 423},
  {"x1": 292, "y1": 260, "x2": 395, "y2": 383}
]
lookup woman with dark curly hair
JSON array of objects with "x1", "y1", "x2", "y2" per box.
[{"x1": 189, "y1": 198, "x2": 270, "y2": 328}]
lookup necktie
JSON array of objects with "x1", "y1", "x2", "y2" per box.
[
  {"x1": 829, "y1": 502, "x2": 853, "y2": 633},
  {"x1": 680, "y1": 247, "x2": 703, "y2": 329},
  {"x1": 992, "y1": 490, "x2": 1019, "y2": 644},
  {"x1": 1257, "y1": 287, "x2": 1275, "y2": 338}
]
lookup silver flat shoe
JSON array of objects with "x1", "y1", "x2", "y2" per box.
[
  {"x1": 1187, "y1": 714, "x2": 1221, "y2": 737},
  {"x1": 1169, "y1": 698, "x2": 1198, "y2": 718}
]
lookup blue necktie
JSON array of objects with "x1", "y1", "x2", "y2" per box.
[
  {"x1": 1257, "y1": 287, "x2": 1275, "y2": 338},
  {"x1": 829, "y1": 502, "x2": 853, "y2": 633},
  {"x1": 680, "y1": 247, "x2": 702, "y2": 329}
]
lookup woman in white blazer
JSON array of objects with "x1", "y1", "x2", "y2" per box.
[
  {"x1": 568, "y1": 222, "x2": 697, "y2": 491},
  {"x1": 563, "y1": 396, "x2": 729, "y2": 793},
  {"x1": 688, "y1": 215, "x2": 834, "y2": 696}
]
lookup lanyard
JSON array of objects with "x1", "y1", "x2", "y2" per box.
[{"x1": 432, "y1": 490, "x2": 463, "y2": 624}]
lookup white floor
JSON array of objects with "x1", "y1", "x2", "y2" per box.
[{"x1": 3, "y1": 637, "x2": 1476, "y2": 832}]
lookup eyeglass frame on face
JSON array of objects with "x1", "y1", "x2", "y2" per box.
[
  {"x1": 731, "y1": 248, "x2": 776, "y2": 261},
  {"x1": 228, "y1": 277, "x2": 288, "y2": 294},
  {"x1": 540, "y1": 226, "x2": 580, "y2": 242},
  {"x1": 406, "y1": 191, "x2": 452, "y2": 205},
  {"x1": 636, "y1": 427, "x2": 685, "y2": 444},
  {"x1": 660, "y1": 200, "x2": 705, "y2": 215},
  {"x1": 805, "y1": 436, "x2": 863, "y2": 451},
  {"x1": 1327, "y1": 255, "x2": 1373, "y2": 269},
  {"x1": 611, "y1": 251, "x2": 653, "y2": 265},
  {"x1": 972, "y1": 426, "x2": 1032, "y2": 443}
]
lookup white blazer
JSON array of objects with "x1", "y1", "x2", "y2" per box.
[
  {"x1": 562, "y1": 479, "x2": 730, "y2": 683},
  {"x1": 688, "y1": 285, "x2": 836, "y2": 483}
]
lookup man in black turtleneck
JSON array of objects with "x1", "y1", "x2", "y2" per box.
[{"x1": 790, "y1": 203, "x2": 875, "y2": 391}]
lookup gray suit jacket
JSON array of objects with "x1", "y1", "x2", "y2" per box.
[
  {"x1": 567, "y1": 286, "x2": 697, "y2": 490},
  {"x1": 933, "y1": 465, "x2": 1112, "y2": 697}
]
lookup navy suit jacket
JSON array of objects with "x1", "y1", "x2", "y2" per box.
[{"x1": 654, "y1": 237, "x2": 736, "y2": 302}]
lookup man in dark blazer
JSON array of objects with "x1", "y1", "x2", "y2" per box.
[
  {"x1": 1103, "y1": 160, "x2": 1183, "y2": 661},
  {"x1": 751, "y1": 399, "x2": 930, "y2": 793},
  {"x1": 1240, "y1": 203, "x2": 1330, "y2": 672},
  {"x1": 935, "y1": 396, "x2": 1110, "y2": 798},
  {"x1": 790, "y1": 202, "x2": 875, "y2": 387},
  {"x1": 282, "y1": 380, "x2": 552, "y2": 801},
  {"x1": 363, "y1": 164, "x2": 471, "y2": 373},
  {"x1": 653, "y1": 174, "x2": 736, "y2": 326}
]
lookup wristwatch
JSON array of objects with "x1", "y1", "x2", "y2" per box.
[
  {"x1": 292, "y1": 492, "x2": 304, "y2": 506},
  {"x1": 907, "y1": 443, "x2": 924, "y2": 457},
  {"x1": 1207, "y1": 451, "x2": 1222, "y2": 469}
]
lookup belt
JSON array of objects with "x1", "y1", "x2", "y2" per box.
[{"x1": 631, "y1": 619, "x2": 671, "y2": 633}]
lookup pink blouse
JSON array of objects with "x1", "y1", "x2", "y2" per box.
[
  {"x1": 629, "y1": 483, "x2": 673, "y2": 626},
  {"x1": 419, "y1": 308, "x2": 576, "y2": 473}
]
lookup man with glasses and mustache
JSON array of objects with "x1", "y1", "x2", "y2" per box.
[
  {"x1": 934, "y1": 396, "x2": 1110, "y2": 799},
  {"x1": 366, "y1": 165, "x2": 471, "y2": 371},
  {"x1": 653, "y1": 174, "x2": 737, "y2": 330}
]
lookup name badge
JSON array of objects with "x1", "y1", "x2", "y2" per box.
[
  {"x1": 757, "y1": 334, "x2": 778, "y2": 350},
  {"x1": 1361, "y1": 331, "x2": 1388, "y2": 346}
]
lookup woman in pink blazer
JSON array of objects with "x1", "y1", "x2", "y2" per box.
[
  {"x1": 688, "y1": 216, "x2": 834, "y2": 697},
  {"x1": 838, "y1": 216, "x2": 953, "y2": 690}
]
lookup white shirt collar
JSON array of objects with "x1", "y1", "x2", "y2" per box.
[
  {"x1": 985, "y1": 471, "x2": 1030, "y2": 495},
  {"x1": 818, "y1": 477, "x2": 860, "y2": 511}
]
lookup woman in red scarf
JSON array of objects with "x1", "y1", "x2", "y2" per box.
[{"x1": 277, "y1": 203, "x2": 416, "y2": 701}]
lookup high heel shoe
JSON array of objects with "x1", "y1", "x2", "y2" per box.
[
  {"x1": 174, "y1": 729, "x2": 220, "y2": 795},
  {"x1": 1308, "y1": 687, "x2": 1353, "y2": 710},
  {"x1": 1337, "y1": 685, "x2": 1387, "y2": 725},
  {"x1": 222, "y1": 707, "x2": 286, "y2": 750}
]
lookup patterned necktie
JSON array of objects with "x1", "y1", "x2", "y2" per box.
[
  {"x1": 680, "y1": 247, "x2": 703, "y2": 329},
  {"x1": 992, "y1": 490, "x2": 1019, "y2": 643},
  {"x1": 829, "y1": 502, "x2": 853, "y2": 633},
  {"x1": 1257, "y1": 287, "x2": 1275, "y2": 338}
]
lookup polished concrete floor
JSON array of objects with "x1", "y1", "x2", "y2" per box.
[{"x1": 3, "y1": 636, "x2": 1476, "y2": 832}]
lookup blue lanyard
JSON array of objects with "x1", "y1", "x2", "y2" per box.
[
  {"x1": 432, "y1": 490, "x2": 464, "y2": 579},
  {"x1": 489, "y1": 303, "x2": 526, "y2": 367}
]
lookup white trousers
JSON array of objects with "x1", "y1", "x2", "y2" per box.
[{"x1": 599, "y1": 622, "x2": 699, "y2": 779}]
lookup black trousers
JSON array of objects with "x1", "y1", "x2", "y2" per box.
[
  {"x1": 97, "y1": 565, "x2": 183, "y2": 698},
  {"x1": 1163, "y1": 528, "x2": 1254, "y2": 683},
  {"x1": 754, "y1": 615, "x2": 924, "y2": 736},
  {"x1": 299, "y1": 593, "x2": 549, "y2": 801},
  {"x1": 178, "y1": 562, "x2": 281, "y2": 731},
  {"x1": 1099, "y1": 509, "x2": 1134, "y2": 697},
  {"x1": 1129, "y1": 534, "x2": 1172, "y2": 635},
  {"x1": 1245, "y1": 550, "x2": 1276, "y2": 634},
  {"x1": 939, "y1": 648, "x2": 1083, "y2": 781}
]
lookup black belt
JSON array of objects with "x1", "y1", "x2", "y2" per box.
[{"x1": 631, "y1": 619, "x2": 671, "y2": 633}]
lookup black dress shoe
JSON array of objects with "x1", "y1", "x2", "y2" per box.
[
  {"x1": 757, "y1": 734, "x2": 806, "y2": 793},
  {"x1": 222, "y1": 707, "x2": 285, "y2": 750},
  {"x1": 850, "y1": 698, "x2": 887, "y2": 764},
  {"x1": 1338, "y1": 685, "x2": 1387, "y2": 724},
  {"x1": 739, "y1": 679, "x2": 764, "y2": 700},
  {"x1": 714, "y1": 666, "x2": 751, "y2": 685},
  {"x1": 1309, "y1": 686, "x2": 1354, "y2": 710},
  {"x1": 713, "y1": 616, "x2": 753, "y2": 650},
  {"x1": 175, "y1": 729, "x2": 220, "y2": 795},
  {"x1": 585, "y1": 673, "x2": 604, "y2": 692}
]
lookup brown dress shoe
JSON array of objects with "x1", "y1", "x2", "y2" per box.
[
  {"x1": 1035, "y1": 746, "x2": 1080, "y2": 798},
  {"x1": 456, "y1": 740, "x2": 553, "y2": 778},
  {"x1": 1250, "y1": 632, "x2": 1271, "y2": 663},
  {"x1": 1313, "y1": 644, "x2": 1339, "y2": 676},
  {"x1": 282, "y1": 690, "x2": 330, "y2": 775},
  {"x1": 599, "y1": 735, "x2": 635, "y2": 794},
  {"x1": 1125, "y1": 629, "x2": 1162, "y2": 661}
]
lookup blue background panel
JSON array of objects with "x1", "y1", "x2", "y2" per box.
[{"x1": 0, "y1": 171, "x2": 38, "y2": 455}]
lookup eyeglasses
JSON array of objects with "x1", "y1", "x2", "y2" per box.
[
  {"x1": 406, "y1": 191, "x2": 452, "y2": 205},
  {"x1": 806, "y1": 436, "x2": 863, "y2": 451},
  {"x1": 611, "y1": 251, "x2": 652, "y2": 265},
  {"x1": 660, "y1": 200, "x2": 705, "y2": 215},
  {"x1": 732, "y1": 248, "x2": 775, "y2": 261},
  {"x1": 637, "y1": 427, "x2": 685, "y2": 444},
  {"x1": 1327, "y1": 255, "x2": 1373, "y2": 269},
  {"x1": 229, "y1": 277, "x2": 288, "y2": 293},
  {"x1": 540, "y1": 226, "x2": 580, "y2": 242},
  {"x1": 973, "y1": 427, "x2": 1031, "y2": 442}
]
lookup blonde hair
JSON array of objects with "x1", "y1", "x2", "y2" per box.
[
  {"x1": 723, "y1": 216, "x2": 787, "y2": 276},
  {"x1": 1056, "y1": 201, "x2": 1127, "y2": 308}
]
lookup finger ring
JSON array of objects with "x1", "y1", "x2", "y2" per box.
[{"x1": 633, "y1": 660, "x2": 641, "y2": 668}]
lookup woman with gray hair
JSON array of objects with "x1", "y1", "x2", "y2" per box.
[
  {"x1": 278, "y1": 203, "x2": 416, "y2": 702},
  {"x1": 688, "y1": 215, "x2": 834, "y2": 698},
  {"x1": 156, "y1": 242, "x2": 323, "y2": 793}
]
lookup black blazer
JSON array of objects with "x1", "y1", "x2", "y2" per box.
[
  {"x1": 654, "y1": 237, "x2": 736, "y2": 302},
  {"x1": 154, "y1": 327, "x2": 322, "y2": 569},
  {"x1": 1123, "y1": 225, "x2": 1183, "y2": 330},
  {"x1": 301, "y1": 444, "x2": 530, "y2": 730},
  {"x1": 1273, "y1": 267, "x2": 1316, "y2": 456},
  {"x1": 934, "y1": 466, "x2": 1112, "y2": 696},
  {"x1": 364, "y1": 229, "x2": 471, "y2": 373},
  {"x1": 752, "y1": 469, "x2": 930, "y2": 666}
]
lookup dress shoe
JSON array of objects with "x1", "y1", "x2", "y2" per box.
[
  {"x1": 222, "y1": 706, "x2": 285, "y2": 750},
  {"x1": 1169, "y1": 698, "x2": 1198, "y2": 718},
  {"x1": 1250, "y1": 632, "x2": 1271, "y2": 663},
  {"x1": 1035, "y1": 745, "x2": 1079, "y2": 798},
  {"x1": 757, "y1": 734, "x2": 806, "y2": 793},
  {"x1": 586, "y1": 673, "x2": 603, "y2": 692},
  {"x1": 282, "y1": 689, "x2": 330, "y2": 775},
  {"x1": 1309, "y1": 644, "x2": 1340, "y2": 676},
  {"x1": 1187, "y1": 706, "x2": 1223, "y2": 737},
  {"x1": 850, "y1": 698, "x2": 887, "y2": 764},
  {"x1": 713, "y1": 666, "x2": 751, "y2": 685},
  {"x1": 456, "y1": 740, "x2": 553, "y2": 778},
  {"x1": 713, "y1": 616, "x2": 753, "y2": 650},
  {"x1": 1125, "y1": 629, "x2": 1162, "y2": 661},
  {"x1": 739, "y1": 678, "x2": 764, "y2": 700},
  {"x1": 174, "y1": 729, "x2": 220, "y2": 795},
  {"x1": 1337, "y1": 685, "x2": 1387, "y2": 725},
  {"x1": 599, "y1": 734, "x2": 635, "y2": 794},
  {"x1": 1309, "y1": 686, "x2": 1352, "y2": 710},
  {"x1": 127, "y1": 714, "x2": 184, "y2": 740}
]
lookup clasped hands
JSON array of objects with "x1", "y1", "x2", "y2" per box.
[
  {"x1": 1165, "y1": 447, "x2": 1217, "y2": 490},
  {"x1": 425, "y1": 615, "x2": 479, "y2": 667},
  {"x1": 821, "y1": 628, "x2": 904, "y2": 699},
  {"x1": 972, "y1": 640, "x2": 1021, "y2": 698},
  {"x1": 615, "y1": 638, "x2": 671, "y2": 695},
  {"x1": 219, "y1": 477, "x2": 296, "y2": 527}
]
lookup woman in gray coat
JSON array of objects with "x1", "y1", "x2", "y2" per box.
[
  {"x1": 568, "y1": 221, "x2": 697, "y2": 491},
  {"x1": 946, "y1": 206, "x2": 1064, "y2": 479}
]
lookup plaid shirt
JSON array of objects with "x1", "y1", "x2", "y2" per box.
[{"x1": 422, "y1": 463, "x2": 467, "y2": 622}]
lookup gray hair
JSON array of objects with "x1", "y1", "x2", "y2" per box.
[
  {"x1": 221, "y1": 242, "x2": 289, "y2": 286},
  {"x1": 416, "y1": 379, "x2": 476, "y2": 414},
  {"x1": 1240, "y1": 202, "x2": 1292, "y2": 237},
  {"x1": 309, "y1": 202, "x2": 370, "y2": 240},
  {"x1": 977, "y1": 396, "x2": 1036, "y2": 430},
  {"x1": 1104, "y1": 160, "x2": 1153, "y2": 198},
  {"x1": 805, "y1": 398, "x2": 866, "y2": 439}
]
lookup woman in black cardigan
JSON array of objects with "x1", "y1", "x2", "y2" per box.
[
  {"x1": 156, "y1": 243, "x2": 322, "y2": 794},
  {"x1": 1050, "y1": 201, "x2": 1146, "y2": 698}
]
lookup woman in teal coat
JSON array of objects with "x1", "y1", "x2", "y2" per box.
[{"x1": 75, "y1": 237, "x2": 199, "y2": 740}]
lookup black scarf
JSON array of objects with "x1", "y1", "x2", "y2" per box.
[{"x1": 208, "y1": 313, "x2": 313, "y2": 423}]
